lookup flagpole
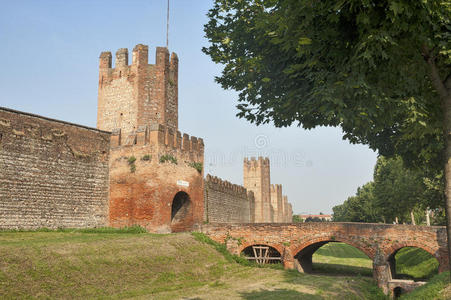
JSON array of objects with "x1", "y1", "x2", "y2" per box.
[{"x1": 166, "y1": 0, "x2": 170, "y2": 48}]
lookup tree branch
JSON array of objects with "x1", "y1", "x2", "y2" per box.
[
  {"x1": 422, "y1": 45, "x2": 448, "y2": 99},
  {"x1": 445, "y1": 73, "x2": 451, "y2": 91}
]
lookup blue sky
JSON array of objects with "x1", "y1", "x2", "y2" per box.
[{"x1": 0, "y1": 0, "x2": 377, "y2": 214}]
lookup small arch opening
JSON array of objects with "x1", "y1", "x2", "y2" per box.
[
  {"x1": 171, "y1": 191, "x2": 191, "y2": 224},
  {"x1": 393, "y1": 286, "x2": 403, "y2": 298},
  {"x1": 241, "y1": 245, "x2": 281, "y2": 264},
  {"x1": 295, "y1": 241, "x2": 372, "y2": 276},
  {"x1": 388, "y1": 247, "x2": 439, "y2": 281}
]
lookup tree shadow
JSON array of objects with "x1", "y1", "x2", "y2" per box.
[
  {"x1": 239, "y1": 288, "x2": 323, "y2": 300},
  {"x1": 312, "y1": 263, "x2": 373, "y2": 277}
]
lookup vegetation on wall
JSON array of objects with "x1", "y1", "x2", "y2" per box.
[
  {"x1": 127, "y1": 156, "x2": 137, "y2": 173},
  {"x1": 188, "y1": 162, "x2": 203, "y2": 173},
  {"x1": 141, "y1": 154, "x2": 151, "y2": 161},
  {"x1": 159, "y1": 154, "x2": 177, "y2": 165}
]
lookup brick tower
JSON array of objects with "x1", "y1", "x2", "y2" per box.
[
  {"x1": 97, "y1": 45, "x2": 204, "y2": 233},
  {"x1": 97, "y1": 44, "x2": 178, "y2": 136},
  {"x1": 270, "y1": 184, "x2": 283, "y2": 222},
  {"x1": 243, "y1": 157, "x2": 271, "y2": 223}
]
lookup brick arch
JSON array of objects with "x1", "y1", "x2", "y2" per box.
[
  {"x1": 238, "y1": 242, "x2": 284, "y2": 257},
  {"x1": 170, "y1": 191, "x2": 193, "y2": 232},
  {"x1": 291, "y1": 236, "x2": 375, "y2": 261},
  {"x1": 383, "y1": 241, "x2": 441, "y2": 263}
]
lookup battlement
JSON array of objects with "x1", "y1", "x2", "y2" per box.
[
  {"x1": 99, "y1": 45, "x2": 178, "y2": 73},
  {"x1": 110, "y1": 123, "x2": 203, "y2": 159},
  {"x1": 270, "y1": 184, "x2": 282, "y2": 193},
  {"x1": 205, "y1": 174, "x2": 248, "y2": 197},
  {"x1": 243, "y1": 156, "x2": 270, "y2": 169},
  {"x1": 97, "y1": 44, "x2": 179, "y2": 133}
]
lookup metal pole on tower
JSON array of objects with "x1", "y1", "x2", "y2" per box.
[{"x1": 166, "y1": 0, "x2": 170, "y2": 48}]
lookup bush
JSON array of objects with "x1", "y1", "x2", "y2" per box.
[
  {"x1": 159, "y1": 154, "x2": 177, "y2": 164},
  {"x1": 141, "y1": 155, "x2": 151, "y2": 161},
  {"x1": 188, "y1": 162, "x2": 203, "y2": 173}
]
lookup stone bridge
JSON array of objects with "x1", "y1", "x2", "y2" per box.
[{"x1": 201, "y1": 222, "x2": 449, "y2": 296}]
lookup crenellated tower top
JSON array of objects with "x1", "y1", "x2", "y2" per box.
[{"x1": 97, "y1": 44, "x2": 178, "y2": 135}]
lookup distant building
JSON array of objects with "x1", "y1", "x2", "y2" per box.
[{"x1": 299, "y1": 214, "x2": 332, "y2": 222}]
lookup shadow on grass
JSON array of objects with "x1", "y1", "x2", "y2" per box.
[
  {"x1": 315, "y1": 245, "x2": 370, "y2": 259},
  {"x1": 239, "y1": 288, "x2": 323, "y2": 300},
  {"x1": 312, "y1": 263, "x2": 372, "y2": 277},
  {"x1": 395, "y1": 272, "x2": 433, "y2": 282}
]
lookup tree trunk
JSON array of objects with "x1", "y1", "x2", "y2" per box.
[
  {"x1": 426, "y1": 208, "x2": 430, "y2": 226},
  {"x1": 441, "y1": 79, "x2": 451, "y2": 280},
  {"x1": 443, "y1": 92, "x2": 451, "y2": 279},
  {"x1": 411, "y1": 210, "x2": 416, "y2": 225},
  {"x1": 423, "y1": 48, "x2": 451, "y2": 280}
]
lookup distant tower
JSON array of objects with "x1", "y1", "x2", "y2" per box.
[
  {"x1": 270, "y1": 184, "x2": 283, "y2": 223},
  {"x1": 97, "y1": 44, "x2": 178, "y2": 137},
  {"x1": 243, "y1": 157, "x2": 271, "y2": 223}
]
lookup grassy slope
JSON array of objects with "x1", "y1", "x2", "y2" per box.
[
  {"x1": 399, "y1": 272, "x2": 451, "y2": 300},
  {"x1": 0, "y1": 230, "x2": 387, "y2": 300},
  {"x1": 395, "y1": 247, "x2": 439, "y2": 280}
]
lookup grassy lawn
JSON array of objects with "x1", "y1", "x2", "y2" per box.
[
  {"x1": 0, "y1": 230, "x2": 388, "y2": 299},
  {"x1": 312, "y1": 242, "x2": 373, "y2": 277}
]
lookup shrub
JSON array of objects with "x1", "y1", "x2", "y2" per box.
[
  {"x1": 141, "y1": 155, "x2": 151, "y2": 161},
  {"x1": 127, "y1": 156, "x2": 137, "y2": 173},
  {"x1": 159, "y1": 154, "x2": 177, "y2": 164},
  {"x1": 188, "y1": 162, "x2": 203, "y2": 173}
]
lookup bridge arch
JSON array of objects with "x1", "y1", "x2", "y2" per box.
[
  {"x1": 240, "y1": 243, "x2": 282, "y2": 264},
  {"x1": 383, "y1": 241, "x2": 438, "y2": 262},
  {"x1": 238, "y1": 242, "x2": 284, "y2": 259},
  {"x1": 384, "y1": 242, "x2": 441, "y2": 280},
  {"x1": 291, "y1": 236, "x2": 374, "y2": 273}
]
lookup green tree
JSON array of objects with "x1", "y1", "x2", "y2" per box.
[
  {"x1": 373, "y1": 156, "x2": 423, "y2": 223},
  {"x1": 332, "y1": 182, "x2": 381, "y2": 222},
  {"x1": 292, "y1": 215, "x2": 303, "y2": 223},
  {"x1": 204, "y1": 0, "x2": 450, "y2": 271},
  {"x1": 333, "y1": 156, "x2": 445, "y2": 224}
]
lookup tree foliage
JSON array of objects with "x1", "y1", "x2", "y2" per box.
[
  {"x1": 292, "y1": 215, "x2": 303, "y2": 223},
  {"x1": 203, "y1": 0, "x2": 450, "y2": 169},
  {"x1": 333, "y1": 156, "x2": 445, "y2": 224}
]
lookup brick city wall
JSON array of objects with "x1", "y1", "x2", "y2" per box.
[
  {"x1": 0, "y1": 107, "x2": 110, "y2": 229},
  {"x1": 204, "y1": 175, "x2": 254, "y2": 223},
  {"x1": 108, "y1": 124, "x2": 204, "y2": 233}
]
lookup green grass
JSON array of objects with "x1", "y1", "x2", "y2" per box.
[
  {"x1": 312, "y1": 242, "x2": 373, "y2": 276},
  {"x1": 0, "y1": 230, "x2": 388, "y2": 299},
  {"x1": 395, "y1": 247, "x2": 439, "y2": 280},
  {"x1": 312, "y1": 242, "x2": 440, "y2": 281},
  {"x1": 399, "y1": 272, "x2": 450, "y2": 300}
]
